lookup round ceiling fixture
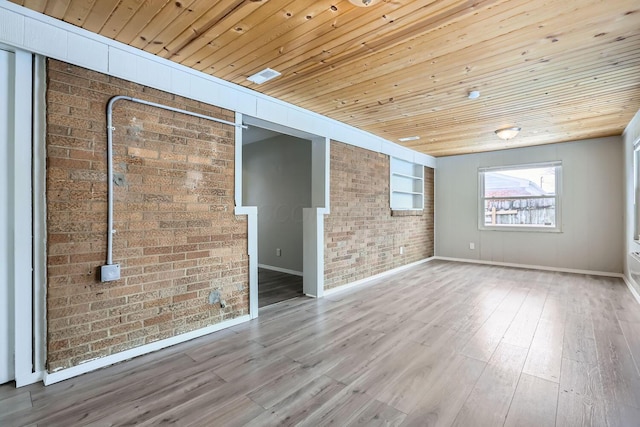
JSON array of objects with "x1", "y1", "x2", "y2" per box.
[
  {"x1": 349, "y1": 0, "x2": 379, "y2": 7},
  {"x1": 495, "y1": 127, "x2": 521, "y2": 140}
]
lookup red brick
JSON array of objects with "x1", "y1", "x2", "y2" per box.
[
  {"x1": 324, "y1": 142, "x2": 434, "y2": 290},
  {"x1": 45, "y1": 60, "x2": 247, "y2": 371},
  {"x1": 143, "y1": 312, "x2": 173, "y2": 327}
]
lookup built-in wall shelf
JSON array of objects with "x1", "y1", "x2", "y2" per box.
[
  {"x1": 392, "y1": 190, "x2": 423, "y2": 195},
  {"x1": 392, "y1": 172, "x2": 421, "y2": 180},
  {"x1": 390, "y1": 157, "x2": 424, "y2": 211}
]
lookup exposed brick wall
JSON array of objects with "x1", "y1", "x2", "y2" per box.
[
  {"x1": 46, "y1": 60, "x2": 248, "y2": 371},
  {"x1": 324, "y1": 141, "x2": 434, "y2": 289}
]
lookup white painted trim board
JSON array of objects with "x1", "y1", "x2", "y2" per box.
[
  {"x1": 0, "y1": 48, "x2": 13, "y2": 385},
  {"x1": 235, "y1": 206, "x2": 258, "y2": 319},
  {"x1": 621, "y1": 274, "x2": 640, "y2": 305},
  {"x1": 12, "y1": 48, "x2": 41, "y2": 387},
  {"x1": 434, "y1": 256, "x2": 623, "y2": 278},
  {"x1": 323, "y1": 257, "x2": 435, "y2": 297},
  {"x1": 258, "y1": 264, "x2": 303, "y2": 277},
  {"x1": 44, "y1": 315, "x2": 250, "y2": 385}
]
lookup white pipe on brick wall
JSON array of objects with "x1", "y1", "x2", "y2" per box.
[{"x1": 104, "y1": 95, "x2": 247, "y2": 267}]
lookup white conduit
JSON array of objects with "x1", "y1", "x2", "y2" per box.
[{"x1": 105, "y1": 95, "x2": 247, "y2": 266}]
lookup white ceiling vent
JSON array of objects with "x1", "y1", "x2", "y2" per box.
[{"x1": 247, "y1": 68, "x2": 281, "y2": 84}]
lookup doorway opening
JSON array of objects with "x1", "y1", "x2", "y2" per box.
[{"x1": 242, "y1": 127, "x2": 311, "y2": 308}]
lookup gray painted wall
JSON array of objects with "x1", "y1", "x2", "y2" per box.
[
  {"x1": 436, "y1": 136, "x2": 623, "y2": 273},
  {"x1": 243, "y1": 135, "x2": 311, "y2": 273},
  {"x1": 623, "y1": 108, "x2": 640, "y2": 295}
]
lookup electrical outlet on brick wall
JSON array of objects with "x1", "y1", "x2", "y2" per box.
[{"x1": 100, "y1": 264, "x2": 120, "y2": 282}]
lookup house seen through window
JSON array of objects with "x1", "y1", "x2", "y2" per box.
[{"x1": 479, "y1": 162, "x2": 561, "y2": 231}]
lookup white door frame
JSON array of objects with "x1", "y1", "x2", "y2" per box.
[
  {"x1": 234, "y1": 114, "x2": 329, "y2": 315},
  {"x1": 0, "y1": 47, "x2": 15, "y2": 385},
  {"x1": 303, "y1": 136, "x2": 330, "y2": 298},
  {"x1": 0, "y1": 44, "x2": 45, "y2": 387}
]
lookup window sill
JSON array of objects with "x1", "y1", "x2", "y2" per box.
[
  {"x1": 479, "y1": 225, "x2": 562, "y2": 233},
  {"x1": 391, "y1": 209, "x2": 423, "y2": 217}
]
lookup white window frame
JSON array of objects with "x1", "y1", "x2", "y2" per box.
[
  {"x1": 478, "y1": 161, "x2": 562, "y2": 232},
  {"x1": 633, "y1": 139, "x2": 640, "y2": 241}
]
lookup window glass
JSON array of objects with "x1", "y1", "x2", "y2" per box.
[{"x1": 479, "y1": 162, "x2": 561, "y2": 231}]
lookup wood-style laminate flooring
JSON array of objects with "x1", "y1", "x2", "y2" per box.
[
  {"x1": 258, "y1": 268, "x2": 303, "y2": 308},
  {"x1": 2, "y1": 260, "x2": 640, "y2": 426}
]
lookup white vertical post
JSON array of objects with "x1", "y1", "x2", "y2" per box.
[
  {"x1": 303, "y1": 208, "x2": 325, "y2": 298},
  {"x1": 12, "y1": 49, "x2": 39, "y2": 387},
  {"x1": 31, "y1": 54, "x2": 47, "y2": 379},
  {"x1": 234, "y1": 112, "x2": 259, "y2": 318},
  {"x1": 0, "y1": 48, "x2": 14, "y2": 385},
  {"x1": 303, "y1": 137, "x2": 330, "y2": 297},
  {"x1": 244, "y1": 207, "x2": 258, "y2": 317},
  {"x1": 234, "y1": 113, "x2": 244, "y2": 209}
]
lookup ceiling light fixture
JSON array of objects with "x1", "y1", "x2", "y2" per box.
[
  {"x1": 495, "y1": 127, "x2": 521, "y2": 140},
  {"x1": 247, "y1": 68, "x2": 281, "y2": 84},
  {"x1": 468, "y1": 90, "x2": 480, "y2": 99},
  {"x1": 399, "y1": 136, "x2": 420, "y2": 142},
  {"x1": 349, "y1": 0, "x2": 379, "y2": 7}
]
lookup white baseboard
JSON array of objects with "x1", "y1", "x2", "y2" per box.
[
  {"x1": 621, "y1": 274, "x2": 640, "y2": 305},
  {"x1": 258, "y1": 264, "x2": 303, "y2": 277},
  {"x1": 323, "y1": 257, "x2": 435, "y2": 297},
  {"x1": 16, "y1": 370, "x2": 44, "y2": 388},
  {"x1": 434, "y1": 256, "x2": 622, "y2": 278},
  {"x1": 430, "y1": 256, "x2": 640, "y2": 307},
  {"x1": 43, "y1": 315, "x2": 251, "y2": 386}
]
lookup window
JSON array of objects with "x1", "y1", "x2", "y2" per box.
[
  {"x1": 634, "y1": 140, "x2": 640, "y2": 240},
  {"x1": 479, "y1": 162, "x2": 561, "y2": 231},
  {"x1": 390, "y1": 157, "x2": 423, "y2": 210}
]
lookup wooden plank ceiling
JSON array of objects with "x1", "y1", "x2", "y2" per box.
[{"x1": 12, "y1": 0, "x2": 640, "y2": 156}]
